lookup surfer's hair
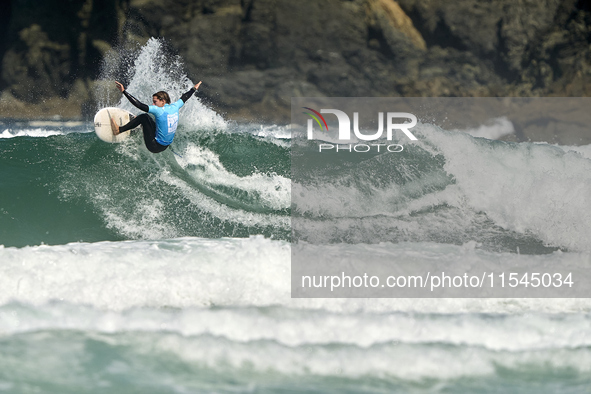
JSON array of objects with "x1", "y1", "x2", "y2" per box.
[{"x1": 153, "y1": 91, "x2": 171, "y2": 104}]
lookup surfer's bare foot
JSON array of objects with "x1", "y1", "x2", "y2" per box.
[{"x1": 110, "y1": 117, "x2": 120, "y2": 135}]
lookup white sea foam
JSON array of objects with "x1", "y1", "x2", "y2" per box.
[
  {"x1": 292, "y1": 169, "x2": 453, "y2": 218},
  {"x1": 0, "y1": 238, "x2": 590, "y2": 388},
  {"x1": 137, "y1": 334, "x2": 591, "y2": 379},
  {"x1": 1, "y1": 302, "x2": 590, "y2": 352},
  {"x1": 556, "y1": 143, "x2": 591, "y2": 159},
  {"x1": 0, "y1": 120, "x2": 92, "y2": 138},
  {"x1": 233, "y1": 123, "x2": 291, "y2": 148},
  {"x1": 114, "y1": 38, "x2": 226, "y2": 131},
  {"x1": 4, "y1": 322, "x2": 591, "y2": 382},
  {"x1": 176, "y1": 144, "x2": 291, "y2": 211},
  {"x1": 159, "y1": 172, "x2": 290, "y2": 229},
  {"x1": 0, "y1": 237, "x2": 289, "y2": 310},
  {"x1": 0, "y1": 237, "x2": 590, "y2": 314},
  {"x1": 245, "y1": 123, "x2": 291, "y2": 139},
  {"x1": 28, "y1": 120, "x2": 85, "y2": 128},
  {"x1": 0, "y1": 128, "x2": 69, "y2": 138},
  {"x1": 417, "y1": 124, "x2": 591, "y2": 251},
  {"x1": 455, "y1": 116, "x2": 515, "y2": 139}
]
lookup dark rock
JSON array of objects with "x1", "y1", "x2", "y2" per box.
[
  {"x1": 1, "y1": 0, "x2": 124, "y2": 101},
  {"x1": 0, "y1": 0, "x2": 590, "y2": 125}
]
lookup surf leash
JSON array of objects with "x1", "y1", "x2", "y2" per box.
[{"x1": 170, "y1": 147, "x2": 183, "y2": 158}]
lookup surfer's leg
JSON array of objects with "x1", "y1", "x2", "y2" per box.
[
  {"x1": 116, "y1": 114, "x2": 145, "y2": 134},
  {"x1": 112, "y1": 113, "x2": 167, "y2": 153}
]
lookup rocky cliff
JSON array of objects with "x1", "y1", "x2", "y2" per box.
[{"x1": 1, "y1": 0, "x2": 590, "y2": 122}]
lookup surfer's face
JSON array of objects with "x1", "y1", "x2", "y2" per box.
[{"x1": 152, "y1": 96, "x2": 166, "y2": 107}]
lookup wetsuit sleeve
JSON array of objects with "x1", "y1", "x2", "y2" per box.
[
  {"x1": 180, "y1": 87, "x2": 197, "y2": 103},
  {"x1": 123, "y1": 90, "x2": 149, "y2": 112}
]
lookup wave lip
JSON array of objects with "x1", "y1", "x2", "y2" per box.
[
  {"x1": 420, "y1": 125, "x2": 591, "y2": 251},
  {"x1": 0, "y1": 125, "x2": 90, "y2": 139},
  {"x1": 293, "y1": 122, "x2": 591, "y2": 252},
  {"x1": 98, "y1": 37, "x2": 226, "y2": 132}
]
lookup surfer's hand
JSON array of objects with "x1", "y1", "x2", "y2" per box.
[
  {"x1": 115, "y1": 81, "x2": 125, "y2": 92},
  {"x1": 194, "y1": 81, "x2": 202, "y2": 90}
]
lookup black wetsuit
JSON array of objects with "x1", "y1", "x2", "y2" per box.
[{"x1": 119, "y1": 87, "x2": 197, "y2": 153}]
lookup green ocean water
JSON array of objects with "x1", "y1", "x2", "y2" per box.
[{"x1": 0, "y1": 126, "x2": 290, "y2": 247}]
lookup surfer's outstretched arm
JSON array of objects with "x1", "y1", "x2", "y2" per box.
[
  {"x1": 180, "y1": 81, "x2": 202, "y2": 103},
  {"x1": 115, "y1": 81, "x2": 149, "y2": 112},
  {"x1": 110, "y1": 80, "x2": 202, "y2": 151}
]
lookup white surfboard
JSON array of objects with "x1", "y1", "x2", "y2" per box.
[{"x1": 94, "y1": 107, "x2": 135, "y2": 143}]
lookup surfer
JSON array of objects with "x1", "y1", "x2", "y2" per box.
[{"x1": 110, "y1": 80, "x2": 202, "y2": 153}]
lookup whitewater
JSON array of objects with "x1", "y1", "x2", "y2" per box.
[{"x1": 1, "y1": 38, "x2": 590, "y2": 393}]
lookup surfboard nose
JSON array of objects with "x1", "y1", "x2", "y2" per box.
[{"x1": 94, "y1": 107, "x2": 134, "y2": 143}]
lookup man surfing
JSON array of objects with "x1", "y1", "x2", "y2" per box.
[{"x1": 110, "y1": 80, "x2": 202, "y2": 153}]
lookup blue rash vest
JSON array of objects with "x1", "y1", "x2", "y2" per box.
[{"x1": 148, "y1": 99, "x2": 184, "y2": 146}]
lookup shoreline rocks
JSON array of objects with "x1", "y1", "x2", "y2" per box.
[{"x1": 1, "y1": 0, "x2": 590, "y2": 131}]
